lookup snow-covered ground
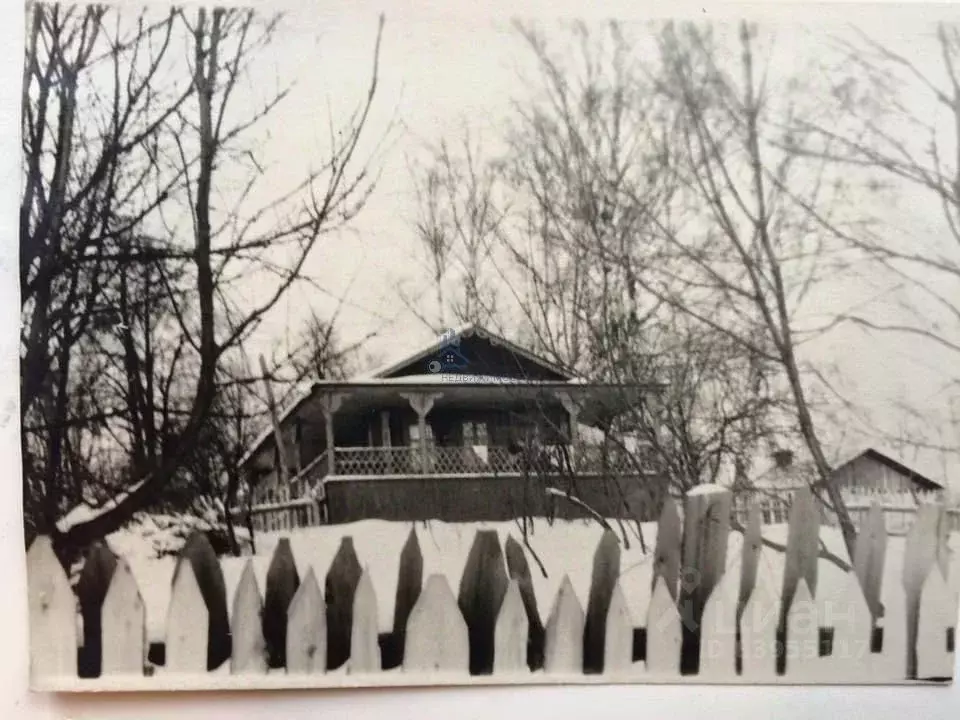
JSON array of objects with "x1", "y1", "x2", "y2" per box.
[{"x1": 101, "y1": 516, "x2": 960, "y2": 645}]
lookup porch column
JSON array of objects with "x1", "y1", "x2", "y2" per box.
[
  {"x1": 400, "y1": 392, "x2": 443, "y2": 472},
  {"x1": 319, "y1": 392, "x2": 346, "y2": 476},
  {"x1": 555, "y1": 391, "x2": 582, "y2": 472}
]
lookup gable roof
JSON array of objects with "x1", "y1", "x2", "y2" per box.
[
  {"x1": 363, "y1": 322, "x2": 576, "y2": 381},
  {"x1": 835, "y1": 447, "x2": 943, "y2": 490},
  {"x1": 751, "y1": 446, "x2": 943, "y2": 491}
]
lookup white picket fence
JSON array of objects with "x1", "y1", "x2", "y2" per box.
[{"x1": 27, "y1": 485, "x2": 958, "y2": 690}]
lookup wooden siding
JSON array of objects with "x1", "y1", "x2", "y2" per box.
[
  {"x1": 323, "y1": 473, "x2": 664, "y2": 524},
  {"x1": 833, "y1": 454, "x2": 917, "y2": 492}
]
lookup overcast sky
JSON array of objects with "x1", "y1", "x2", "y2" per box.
[{"x1": 127, "y1": 1, "x2": 960, "y2": 488}]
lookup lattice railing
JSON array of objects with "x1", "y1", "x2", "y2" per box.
[{"x1": 334, "y1": 446, "x2": 419, "y2": 475}]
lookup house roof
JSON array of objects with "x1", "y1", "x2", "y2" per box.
[
  {"x1": 751, "y1": 446, "x2": 943, "y2": 491},
  {"x1": 237, "y1": 324, "x2": 670, "y2": 471},
  {"x1": 363, "y1": 323, "x2": 576, "y2": 381},
  {"x1": 833, "y1": 447, "x2": 943, "y2": 490}
]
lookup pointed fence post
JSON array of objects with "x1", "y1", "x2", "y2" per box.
[
  {"x1": 853, "y1": 503, "x2": 887, "y2": 624},
  {"x1": 286, "y1": 568, "x2": 326, "y2": 674},
  {"x1": 173, "y1": 532, "x2": 230, "y2": 670},
  {"x1": 493, "y1": 580, "x2": 529, "y2": 674},
  {"x1": 404, "y1": 574, "x2": 469, "y2": 673},
  {"x1": 583, "y1": 530, "x2": 620, "y2": 674},
  {"x1": 699, "y1": 570, "x2": 738, "y2": 680},
  {"x1": 326, "y1": 537, "x2": 362, "y2": 671},
  {"x1": 76, "y1": 542, "x2": 118, "y2": 678},
  {"x1": 166, "y1": 562, "x2": 208, "y2": 674},
  {"x1": 736, "y1": 501, "x2": 762, "y2": 674},
  {"x1": 263, "y1": 538, "x2": 300, "y2": 669},
  {"x1": 646, "y1": 576, "x2": 682, "y2": 675},
  {"x1": 652, "y1": 497, "x2": 682, "y2": 600},
  {"x1": 678, "y1": 485, "x2": 732, "y2": 674},
  {"x1": 231, "y1": 560, "x2": 267, "y2": 673},
  {"x1": 916, "y1": 566, "x2": 955, "y2": 680},
  {"x1": 27, "y1": 536, "x2": 77, "y2": 682},
  {"x1": 903, "y1": 503, "x2": 949, "y2": 678},
  {"x1": 779, "y1": 486, "x2": 820, "y2": 674},
  {"x1": 391, "y1": 528, "x2": 423, "y2": 667},
  {"x1": 505, "y1": 535, "x2": 544, "y2": 670},
  {"x1": 348, "y1": 571, "x2": 380, "y2": 673},
  {"x1": 603, "y1": 582, "x2": 634, "y2": 675},
  {"x1": 543, "y1": 575, "x2": 584, "y2": 674},
  {"x1": 876, "y1": 578, "x2": 908, "y2": 680},
  {"x1": 101, "y1": 558, "x2": 145, "y2": 676},
  {"x1": 458, "y1": 530, "x2": 508, "y2": 675}
]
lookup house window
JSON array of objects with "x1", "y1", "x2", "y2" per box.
[{"x1": 463, "y1": 421, "x2": 488, "y2": 446}]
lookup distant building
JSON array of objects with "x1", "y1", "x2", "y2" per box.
[
  {"x1": 751, "y1": 447, "x2": 943, "y2": 494},
  {"x1": 236, "y1": 324, "x2": 665, "y2": 530}
]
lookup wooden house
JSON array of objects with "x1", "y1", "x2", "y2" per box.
[
  {"x1": 751, "y1": 447, "x2": 943, "y2": 494},
  {"x1": 237, "y1": 324, "x2": 665, "y2": 530}
]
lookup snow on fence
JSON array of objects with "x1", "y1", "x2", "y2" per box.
[{"x1": 27, "y1": 485, "x2": 957, "y2": 690}]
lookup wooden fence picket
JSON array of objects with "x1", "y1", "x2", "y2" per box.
[
  {"x1": 543, "y1": 575, "x2": 584, "y2": 674},
  {"x1": 504, "y1": 535, "x2": 545, "y2": 670},
  {"x1": 76, "y1": 542, "x2": 117, "y2": 677},
  {"x1": 679, "y1": 485, "x2": 732, "y2": 673},
  {"x1": 603, "y1": 582, "x2": 634, "y2": 675},
  {"x1": 457, "y1": 529, "x2": 509, "y2": 675},
  {"x1": 27, "y1": 536, "x2": 77, "y2": 681},
  {"x1": 165, "y1": 562, "x2": 208, "y2": 673},
  {"x1": 783, "y1": 579, "x2": 819, "y2": 680},
  {"x1": 875, "y1": 577, "x2": 908, "y2": 679},
  {"x1": 231, "y1": 560, "x2": 267, "y2": 673},
  {"x1": 739, "y1": 583, "x2": 778, "y2": 679},
  {"x1": 652, "y1": 497, "x2": 682, "y2": 600},
  {"x1": 348, "y1": 571, "x2": 380, "y2": 673},
  {"x1": 916, "y1": 566, "x2": 955, "y2": 680},
  {"x1": 403, "y1": 574, "x2": 469, "y2": 673},
  {"x1": 583, "y1": 529, "x2": 620, "y2": 674},
  {"x1": 645, "y1": 576, "x2": 681, "y2": 675},
  {"x1": 903, "y1": 503, "x2": 947, "y2": 678},
  {"x1": 100, "y1": 558, "x2": 145, "y2": 676},
  {"x1": 493, "y1": 580, "x2": 528, "y2": 673},
  {"x1": 781, "y1": 487, "x2": 820, "y2": 627},
  {"x1": 853, "y1": 503, "x2": 887, "y2": 622},
  {"x1": 286, "y1": 567, "x2": 326, "y2": 674},
  {"x1": 174, "y1": 532, "x2": 230, "y2": 671},
  {"x1": 325, "y1": 537, "x2": 362, "y2": 671},
  {"x1": 263, "y1": 538, "x2": 300, "y2": 669},
  {"x1": 392, "y1": 527, "x2": 423, "y2": 664},
  {"x1": 738, "y1": 502, "x2": 762, "y2": 617},
  {"x1": 699, "y1": 570, "x2": 738, "y2": 680}
]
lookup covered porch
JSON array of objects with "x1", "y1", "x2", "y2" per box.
[{"x1": 243, "y1": 377, "x2": 662, "y2": 530}]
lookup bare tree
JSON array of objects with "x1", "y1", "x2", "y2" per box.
[
  {"x1": 782, "y1": 23, "x2": 960, "y2": 462},
  {"x1": 403, "y1": 131, "x2": 508, "y2": 332},
  {"x1": 21, "y1": 4, "x2": 387, "y2": 548}
]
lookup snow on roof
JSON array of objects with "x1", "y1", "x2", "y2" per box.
[{"x1": 340, "y1": 373, "x2": 570, "y2": 385}]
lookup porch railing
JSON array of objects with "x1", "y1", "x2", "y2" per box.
[
  {"x1": 331, "y1": 443, "x2": 654, "y2": 477},
  {"x1": 333, "y1": 445, "x2": 530, "y2": 476},
  {"x1": 242, "y1": 443, "x2": 657, "y2": 531}
]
